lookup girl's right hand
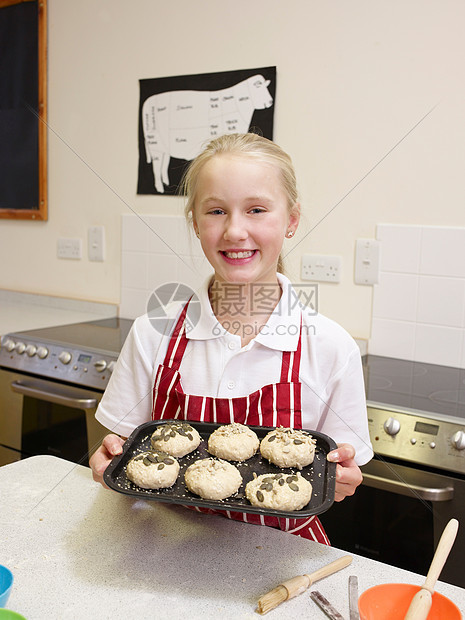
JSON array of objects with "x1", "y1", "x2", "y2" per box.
[{"x1": 89, "y1": 434, "x2": 125, "y2": 488}]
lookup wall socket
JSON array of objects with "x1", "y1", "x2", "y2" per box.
[
  {"x1": 301, "y1": 254, "x2": 342, "y2": 283},
  {"x1": 57, "y1": 237, "x2": 82, "y2": 260}
]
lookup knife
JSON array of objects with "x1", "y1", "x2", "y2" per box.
[
  {"x1": 348, "y1": 575, "x2": 360, "y2": 620},
  {"x1": 310, "y1": 590, "x2": 346, "y2": 620}
]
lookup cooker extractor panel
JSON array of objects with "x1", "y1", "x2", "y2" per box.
[
  {"x1": 0, "y1": 335, "x2": 116, "y2": 391},
  {"x1": 368, "y1": 404, "x2": 465, "y2": 475}
]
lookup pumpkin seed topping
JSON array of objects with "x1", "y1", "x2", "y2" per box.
[
  {"x1": 289, "y1": 483, "x2": 300, "y2": 492},
  {"x1": 256, "y1": 491, "x2": 264, "y2": 502}
]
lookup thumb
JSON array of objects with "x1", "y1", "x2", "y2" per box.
[{"x1": 327, "y1": 443, "x2": 355, "y2": 463}]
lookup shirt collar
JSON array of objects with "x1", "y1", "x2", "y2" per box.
[
  {"x1": 253, "y1": 273, "x2": 301, "y2": 352},
  {"x1": 186, "y1": 275, "x2": 221, "y2": 340},
  {"x1": 187, "y1": 273, "x2": 301, "y2": 352}
]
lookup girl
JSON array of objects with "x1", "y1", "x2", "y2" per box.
[{"x1": 90, "y1": 132, "x2": 373, "y2": 544}]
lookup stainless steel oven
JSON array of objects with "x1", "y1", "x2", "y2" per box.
[
  {"x1": 0, "y1": 317, "x2": 133, "y2": 467},
  {"x1": 321, "y1": 355, "x2": 465, "y2": 589}
]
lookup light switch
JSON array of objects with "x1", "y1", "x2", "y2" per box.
[
  {"x1": 355, "y1": 239, "x2": 379, "y2": 285},
  {"x1": 88, "y1": 226, "x2": 105, "y2": 262}
]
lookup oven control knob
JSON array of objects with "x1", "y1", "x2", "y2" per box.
[
  {"x1": 94, "y1": 360, "x2": 107, "y2": 372},
  {"x1": 15, "y1": 342, "x2": 26, "y2": 354},
  {"x1": 451, "y1": 430, "x2": 465, "y2": 450},
  {"x1": 3, "y1": 339, "x2": 16, "y2": 352},
  {"x1": 26, "y1": 344, "x2": 37, "y2": 357},
  {"x1": 107, "y1": 361, "x2": 116, "y2": 373},
  {"x1": 384, "y1": 417, "x2": 401, "y2": 436},
  {"x1": 37, "y1": 346, "x2": 49, "y2": 359},
  {"x1": 58, "y1": 351, "x2": 72, "y2": 365}
]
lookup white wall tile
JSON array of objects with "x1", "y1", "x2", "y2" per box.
[
  {"x1": 121, "y1": 215, "x2": 210, "y2": 320},
  {"x1": 414, "y1": 324, "x2": 463, "y2": 367},
  {"x1": 121, "y1": 252, "x2": 147, "y2": 290},
  {"x1": 420, "y1": 227, "x2": 465, "y2": 277},
  {"x1": 121, "y1": 214, "x2": 149, "y2": 253},
  {"x1": 119, "y1": 288, "x2": 151, "y2": 319},
  {"x1": 417, "y1": 276, "x2": 465, "y2": 328},
  {"x1": 144, "y1": 216, "x2": 182, "y2": 255},
  {"x1": 460, "y1": 330, "x2": 465, "y2": 368},
  {"x1": 372, "y1": 273, "x2": 418, "y2": 321},
  {"x1": 370, "y1": 224, "x2": 465, "y2": 367},
  {"x1": 146, "y1": 254, "x2": 181, "y2": 291},
  {"x1": 369, "y1": 318, "x2": 416, "y2": 359},
  {"x1": 377, "y1": 224, "x2": 421, "y2": 273}
]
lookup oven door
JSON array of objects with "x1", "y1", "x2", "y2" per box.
[
  {"x1": 0, "y1": 369, "x2": 108, "y2": 466},
  {"x1": 321, "y1": 458, "x2": 465, "y2": 589}
]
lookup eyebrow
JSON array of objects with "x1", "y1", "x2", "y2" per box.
[{"x1": 200, "y1": 195, "x2": 274, "y2": 207}]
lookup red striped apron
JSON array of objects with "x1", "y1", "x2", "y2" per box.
[{"x1": 151, "y1": 302, "x2": 330, "y2": 544}]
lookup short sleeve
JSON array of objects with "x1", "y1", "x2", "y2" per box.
[{"x1": 95, "y1": 315, "x2": 161, "y2": 437}]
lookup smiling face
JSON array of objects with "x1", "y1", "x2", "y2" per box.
[{"x1": 192, "y1": 154, "x2": 300, "y2": 285}]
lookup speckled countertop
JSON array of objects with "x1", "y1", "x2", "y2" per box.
[
  {"x1": 0, "y1": 290, "x2": 117, "y2": 336},
  {"x1": 1, "y1": 456, "x2": 464, "y2": 619}
]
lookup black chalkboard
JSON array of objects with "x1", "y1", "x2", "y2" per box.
[{"x1": 0, "y1": 0, "x2": 47, "y2": 220}]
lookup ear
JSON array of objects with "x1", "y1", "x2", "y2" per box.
[
  {"x1": 191, "y1": 211, "x2": 199, "y2": 236},
  {"x1": 288, "y1": 202, "x2": 301, "y2": 231}
]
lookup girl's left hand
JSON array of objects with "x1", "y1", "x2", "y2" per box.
[{"x1": 327, "y1": 443, "x2": 363, "y2": 502}]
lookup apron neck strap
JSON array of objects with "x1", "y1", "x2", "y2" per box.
[{"x1": 164, "y1": 302, "x2": 303, "y2": 382}]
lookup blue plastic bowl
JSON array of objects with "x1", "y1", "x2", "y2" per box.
[{"x1": 0, "y1": 566, "x2": 13, "y2": 608}]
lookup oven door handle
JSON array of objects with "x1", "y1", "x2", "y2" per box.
[
  {"x1": 361, "y1": 462, "x2": 454, "y2": 502},
  {"x1": 11, "y1": 379, "x2": 98, "y2": 411},
  {"x1": 362, "y1": 472, "x2": 454, "y2": 501}
]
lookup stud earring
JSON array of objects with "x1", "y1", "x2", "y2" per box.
[
  {"x1": 286, "y1": 230, "x2": 294, "y2": 238},
  {"x1": 195, "y1": 231, "x2": 200, "y2": 238}
]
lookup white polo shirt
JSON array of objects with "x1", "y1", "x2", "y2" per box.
[{"x1": 96, "y1": 274, "x2": 373, "y2": 465}]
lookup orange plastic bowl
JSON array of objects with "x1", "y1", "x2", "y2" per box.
[{"x1": 358, "y1": 583, "x2": 462, "y2": 620}]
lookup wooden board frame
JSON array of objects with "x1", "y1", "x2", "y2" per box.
[{"x1": 0, "y1": 0, "x2": 47, "y2": 220}]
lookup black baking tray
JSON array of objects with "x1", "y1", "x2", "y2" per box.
[{"x1": 103, "y1": 420, "x2": 337, "y2": 518}]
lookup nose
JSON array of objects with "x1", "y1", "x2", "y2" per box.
[{"x1": 223, "y1": 213, "x2": 248, "y2": 242}]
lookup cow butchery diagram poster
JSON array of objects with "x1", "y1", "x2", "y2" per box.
[{"x1": 137, "y1": 66, "x2": 276, "y2": 195}]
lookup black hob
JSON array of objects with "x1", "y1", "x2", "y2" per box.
[{"x1": 363, "y1": 354, "x2": 465, "y2": 423}]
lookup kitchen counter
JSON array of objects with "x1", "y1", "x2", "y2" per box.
[
  {"x1": 1, "y1": 456, "x2": 464, "y2": 619},
  {"x1": 0, "y1": 290, "x2": 117, "y2": 336}
]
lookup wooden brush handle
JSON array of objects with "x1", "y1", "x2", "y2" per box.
[
  {"x1": 404, "y1": 519, "x2": 459, "y2": 620},
  {"x1": 281, "y1": 555, "x2": 352, "y2": 600},
  {"x1": 305, "y1": 555, "x2": 353, "y2": 586},
  {"x1": 404, "y1": 589, "x2": 433, "y2": 620},
  {"x1": 423, "y1": 518, "x2": 458, "y2": 593}
]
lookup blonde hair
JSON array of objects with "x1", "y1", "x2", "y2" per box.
[{"x1": 180, "y1": 133, "x2": 299, "y2": 273}]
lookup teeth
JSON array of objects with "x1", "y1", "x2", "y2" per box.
[{"x1": 224, "y1": 251, "x2": 254, "y2": 259}]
